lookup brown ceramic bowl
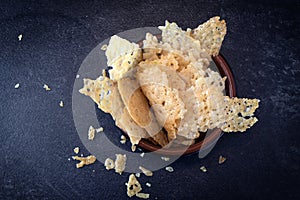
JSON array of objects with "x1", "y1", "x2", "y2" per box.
[{"x1": 137, "y1": 54, "x2": 236, "y2": 155}]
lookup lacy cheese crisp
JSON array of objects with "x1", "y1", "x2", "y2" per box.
[{"x1": 80, "y1": 16, "x2": 260, "y2": 150}]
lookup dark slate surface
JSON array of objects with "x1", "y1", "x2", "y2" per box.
[{"x1": 0, "y1": 0, "x2": 299, "y2": 199}]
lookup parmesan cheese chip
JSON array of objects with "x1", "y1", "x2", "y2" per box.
[
  {"x1": 105, "y1": 35, "x2": 142, "y2": 80},
  {"x1": 221, "y1": 97, "x2": 260, "y2": 132},
  {"x1": 192, "y1": 16, "x2": 227, "y2": 56}
]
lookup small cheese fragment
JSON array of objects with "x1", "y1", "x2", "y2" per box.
[
  {"x1": 200, "y1": 166, "x2": 207, "y2": 172},
  {"x1": 101, "y1": 44, "x2": 108, "y2": 51},
  {"x1": 218, "y1": 155, "x2": 227, "y2": 164},
  {"x1": 43, "y1": 84, "x2": 51, "y2": 91},
  {"x1": 88, "y1": 126, "x2": 95, "y2": 140},
  {"x1": 96, "y1": 127, "x2": 104, "y2": 133},
  {"x1": 126, "y1": 174, "x2": 142, "y2": 197},
  {"x1": 18, "y1": 34, "x2": 23, "y2": 41},
  {"x1": 120, "y1": 135, "x2": 126, "y2": 144},
  {"x1": 72, "y1": 155, "x2": 96, "y2": 168},
  {"x1": 136, "y1": 193, "x2": 150, "y2": 199},
  {"x1": 165, "y1": 166, "x2": 174, "y2": 172},
  {"x1": 104, "y1": 158, "x2": 115, "y2": 170},
  {"x1": 139, "y1": 166, "x2": 153, "y2": 177},
  {"x1": 73, "y1": 147, "x2": 79, "y2": 154},
  {"x1": 14, "y1": 83, "x2": 20, "y2": 89},
  {"x1": 59, "y1": 101, "x2": 64, "y2": 107},
  {"x1": 161, "y1": 156, "x2": 170, "y2": 161},
  {"x1": 115, "y1": 154, "x2": 126, "y2": 175}
]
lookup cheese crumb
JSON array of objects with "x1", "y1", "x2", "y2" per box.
[
  {"x1": 104, "y1": 158, "x2": 115, "y2": 170},
  {"x1": 14, "y1": 83, "x2": 20, "y2": 89},
  {"x1": 140, "y1": 152, "x2": 145, "y2": 158},
  {"x1": 139, "y1": 166, "x2": 153, "y2": 176},
  {"x1": 76, "y1": 74, "x2": 80, "y2": 79},
  {"x1": 88, "y1": 126, "x2": 96, "y2": 140},
  {"x1": 72, "y1": 155, "x2": 96, "y2": 168},
  {"x1": 218, "y1": 155, "x2": 227, "y2": 164},
  {"x1": 59, "y1": 100, "x2": 64, "y2": 107},
  {"x1": 135, "y1": 173, "x2": 140, "y2": 177},
  {"x1": 126, "y1": 174, "x2": 142, "y2": 197},
  {"x1": 200, "y1": 166, "x2": 207, "y2": 172},
  {"x1": 96, "y1": 127, "x2": 104, "y2": 133},
  {"x1": 131, "y1": 144, "x2": 136, "y2": 152},
  {"x1": 115, "y1": 154, "x2": 127, "y2": 175},
  {"x1": 145, "y1": 182, "x2": 151, "y2": 187},
  {"x1": 101, "y1": 44, "x2": 108, "y2": 51},
  {"x1": 18, "y1": 34, "x2": 23, "y2": 41},
  {"x1": 43, "y1": 84, "x2": 51, "y2": 91},
  {"x1": 161, "y1": 156, "x2": 170, "y2": 161},
  {"x1": 136, "y1": 193, "x2": 150, "y2": 199},
  {"x1": 73, "y1": 147, "x2": 79, "y2": 154},
  {"x1": 165, "y1": 166, "x2": 174, "y2": 172},
  {"x1": 120, "y1": 135, "x2": 126, "y2": 144}
]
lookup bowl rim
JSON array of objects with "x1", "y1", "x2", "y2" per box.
[{"x1": 137, "y1": 54, "x2": 236, "y2": 155}]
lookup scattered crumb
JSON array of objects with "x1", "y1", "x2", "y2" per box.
[
  {"x1": 135, "y1": 173, "x2": 140, "y2": 178},
  {"x1": 138, "y1": 148, "x2": 142, "y2": 152},
  {"x1": 14, "y1": 83, "x2": 20, "y2": 89},
  {"x1": 139, "y1": 166, "x2": 153, "y2": 176},
  {"x1": 73, "y1": 147, "x2": 80, "y2": 154},
  {"x1": 140, "y1": 152, "x2": 145, "y2": 158},
  {"x1": 165, "y1": 166, "x2": 174, "y2": 172},
  {"x1": 131, "y1": 144, "x2": 136, "y2": 152},
  {"x1": 18, "y1": 34, "x2": 22, "y2": 41},
  {"x1": 145, "y1": 182, "x2": 151, "y2": 187},
  {"x1": 115, "y1": 154, "x2": 127, "y2": 175},
  {"x1": 101, "y1": 44, "x2": 108, "y2": 51},
  {"x1": 200, "y1": 166, "x2": 207, "y2": 172},
  {"x1": 218, "y1": 155, "x2": 227, "y2": 164},
  {"x1": 96, "y1": 127, "x2": 104, "y2": 133},
  {"x1": 76, "y1": 74, "x2": 80, "y2": 79},
  {"x1": 104, "y1": 158, "x2": 115, "y2": 170},
  {"x1": 59, "y1": 100, "x2": 64, "y2": 107},
  {"x1": 161, "y1": 156, "x2": 170, "y2": 161},
  {"x1": 80, "y1": 154, "x2": 84, "y2": 157},
  {"x1": 120, "y1": 140, "x2": 126, "y2": 144},
  {"x1": 92, "y1": 169, "x2": 95, "y2": 173},
  {"x1": 68, "y1": 158, "x2": 71, "y2": 161},
  {"x1": 88, "y1": 126, "x2": 96, "y2": 140},
  {"x1": 136, "y1": 193, "x2": 150, "y2": 199},
  {"x1": 126, "y1": 174, "x2": 142, "y2": 197},
  {"x1": 72, "y1": 155, "x2": 96, "y2": 168},
  {"x1": 43, "y1": 84, "x2": 51, "y2": 91},
  {"x1": 120, "y1": 135, "x2": 126, "y2": 144}
]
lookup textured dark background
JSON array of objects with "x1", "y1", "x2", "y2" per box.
[{"x1": 0, "y1": 0, "x2": 299, "y2": 199}]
